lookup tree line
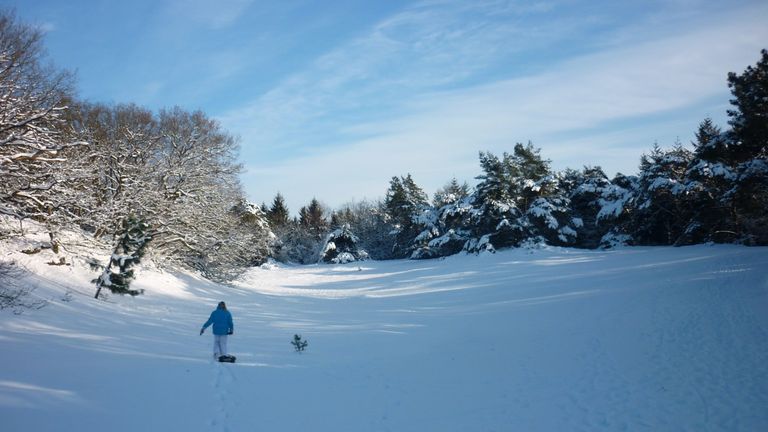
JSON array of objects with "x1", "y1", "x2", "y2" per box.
[
  {"x1": 1, "y1": 9, "x2": 766, "y2": 297},
  {"x1": 265, "y1": 50, "x2": 768, "y2": 262}
]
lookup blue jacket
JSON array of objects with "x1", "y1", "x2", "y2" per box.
[{"x1": 202, "y1": 308, "x2": 233, "y2": 336}]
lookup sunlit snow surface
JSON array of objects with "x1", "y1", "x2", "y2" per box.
[{"x1": 1, "y1": 236, "x2": 767, "y2": 431}]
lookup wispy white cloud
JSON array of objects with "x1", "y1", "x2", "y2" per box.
[
  {"x1": 37, "y1": 21, "x2": 56, "y2": 33},
  {"x1": 219, "y1": 0, "x2": 572, "y2": 155},
  {"x1": 225, "y1": 0, "x2": 768, "y2": 210},
  {"x1": 164, "y1": 0, "x2": 254, "y2": 29},
  {"x1": 133, "y1": 80, "x2": 166, "y2": 106}
]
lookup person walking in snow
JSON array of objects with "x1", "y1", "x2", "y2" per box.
[{"x1": 200, "y1": 301, "x2": 234, "y2": 359}]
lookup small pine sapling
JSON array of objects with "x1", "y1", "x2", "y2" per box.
[
  {"x1": 94, "y1": 216, "x2": 152, "y2": 299},
  {"x1": 291, "y1": 334, "x2": 308, "y2": 353}
]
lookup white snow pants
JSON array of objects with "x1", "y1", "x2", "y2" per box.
[{"x1": 213, "y1": 334, "x2": 228, "y2": 358}]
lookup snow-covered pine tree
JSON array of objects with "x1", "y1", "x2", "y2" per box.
[
  {"x1": 723, "y1": 49, "x2": 768, "y2": 244},
  {"x1": 597, "y1": 173, "x2": 638, "y2": 248},
  {"x1": 432, "y1": 178, "x2": 470, "y2": 208},
  {"x1": 94, "y1": 216, "x2": 152, "y2": 298},
  {"x1": 267, "y1": 193, "x2": 290, "y2": 229},
  {"x1": 464, "y1": 144, "x2": 564, "y2": 252},
  {"x1": 678, "y1": 118, "x2": 735, "y2": 245},
  {"x1": 526, "y1": 193, "x2": 577, "y2": 247},
  {"x1": 407, "y1": 178, "x2": 474, "y2": 259},
  {"x1": 319, "y1": 224, "x2": 368, "y2": 264},
  {"x1": 514, "y1": 148, "x2": 578, "y2": 247},
  {"x1": 726, "y1": 49, "x2": 768, "y2": 165},
  {"x1": 299, "y1": 198, "x2": 329, "y2": 237},
  {"x1": 464, "y1": 151, "x2": 526, "y2": 252},
  {"x1": 271, "y1": 198, "x2": 329, "y2": 264},
  {"x1": 384, "y1": 174, "x2": 430, "y2": 258},
  {"x1": 632, "y1": 143, "x2": 693, "y2": 245},
  {"x1": 414, "y1": 179, "x2": 474, "y2": 258},
  {"x1": 508, "y1": 142, "x2": 553, "y2": 212},
  {"x1": 332, "y1": 200, "x2": 395, "y2": 260},
  {"x1": 562, "y1": 167, "x2": 613, "y2": 248}
]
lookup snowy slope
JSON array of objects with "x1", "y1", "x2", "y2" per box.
[{"x1": 1, "y1": 235, "x2": 767, "y2": 431}]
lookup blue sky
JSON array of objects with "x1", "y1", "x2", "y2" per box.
[{"x1": 5, "y1": 0, "x2": 768, "y2": 212}]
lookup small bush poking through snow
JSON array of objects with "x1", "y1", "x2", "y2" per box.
[{"x1": 291, "y1": 334, "x2": 308, "y2": 353}]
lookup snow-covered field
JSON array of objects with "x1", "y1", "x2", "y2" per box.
[{"x1": 1, "y1": 234, "x2": 767, "y2": 431}]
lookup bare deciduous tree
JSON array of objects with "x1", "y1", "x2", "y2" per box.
[{"x1": 0, "y1": 11, "x2": 83, "y2": 224}]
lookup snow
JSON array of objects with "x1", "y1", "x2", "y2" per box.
[
  {"x1": 2, "y1": 234, "x2": 768, "y2": 431},
  {"x1": 688, "y1": 160, "x2": 737, "y2": 181},
  {"x1": 571, "y1": 217, "x2": 584, "y2": 228}
]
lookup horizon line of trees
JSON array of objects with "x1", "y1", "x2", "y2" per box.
[
  {"x1": 262, "y1": 49, "x2": 767, "y2": 262},
  {"x1": 1, "y1": 9, "x2": 766, "y2": 296}
]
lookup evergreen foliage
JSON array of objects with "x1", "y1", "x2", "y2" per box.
[
  {"x1": 319, "y1": 224, "x2": 369, "y2": 264},
  {"x1": 267, "y1": 193, "x2": 290, "y2": 228},
  {"x1": 291, "y1": 334, "x2": 308, "y2": 353},
  {"x1": 299, "y1": 198, "x2": 328, "y2": 236},
  {"x1": 385, "y1": 174, "x2": 430, "y2": 258},
  {"x1": 94, "y1": 216, "x2": 152, "y2": 298},
  {"x1": 433, "y1": 178, "x2": 470, "y2": 208},
  {"x1": 633, "y1": 143, "x2": 693, "y2": 245},
  {"x1": 562, "y1": 167, "x2": 613, "y2": 248},
  {"x1": 726, "y1": 49, "x2": 768, "y2": 164},
  {"x1": 332, "y1": 201, "x2": 395, "y2": 260}
]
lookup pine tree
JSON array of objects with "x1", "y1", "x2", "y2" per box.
[
  {"x1": 299, "y1": 198, "x2": 328, "y2": 236},
  {"x1": 724, "y1": 49, "x2": 768, "y2": 244},
  {"x1": 433, "y1": 178, "x2": 470, "y2": 208},
  {"x1": 384, "y1": 176, "x2": 408, "y2": 226},
  {"x1": 726, "y1": 49, "x2": 768, "y2": 164},
  {"x1": 332, "y1": 201, "x2": 395, "y2": 260},
  {"x1": 692, "y1": 118, "x2": 725, "y2": 161},
  {"x1": 509, "y1": 142, "x2": 553, "y2": 211},
  {"x1": 596, "y1": 173, "x2": 638, "y2": 248},
  {"x1": 562, "y1": 167, "x2": 612, "y2": 248},
  {"x1": 267, "y1": 193, "x2": 290, "y2": 228},
  {"x1": 384, "y1": 174, "x2": 430, "y2": 258},
  {"x1": 319, "y1": 224, "x2": 368, "y2": 264},
  {"x1": 94, "y1": 216, "x2": 152, "y2": 298},
  {"x1": 678, "y1": 118, "x2": 734, "y2": 244},
  {"x1": 475, "y1": 152, "x2": 511, "y2": 203},
  {"x1": 468, "y1": 151, "x2": 525, "y2": 252},
  {"x1": 632, "y1": 143, "x2": 693, "y2": 245}
]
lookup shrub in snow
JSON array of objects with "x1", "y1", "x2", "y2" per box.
[
  {"x1": 93, "y1": 216, "x2": 152, "y2": 299},
  {"x1": 411, "y1": 228, "x2": 469, "y2": 259},
  {"x1": 291, "y1": 334, "x2": 308, "y2": 353},
  {"x1": 600, "y1": 231, "x2": 633, "y2": 249},
  {"x1": 274, "y1": 223, "x2": 323, "y2": 265},
  {"x1": 519, "y1": 236, "x2": 549, "y2": 250},
  {"x1": 0, "y1": 260, "x2": 47, "y2": 313},
  {"x1": 464, "y1": 234, "x2": 496, "y2": 254},
  {"x1": 320, "y1": 225, "x2": 368, "y2": 264}
]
